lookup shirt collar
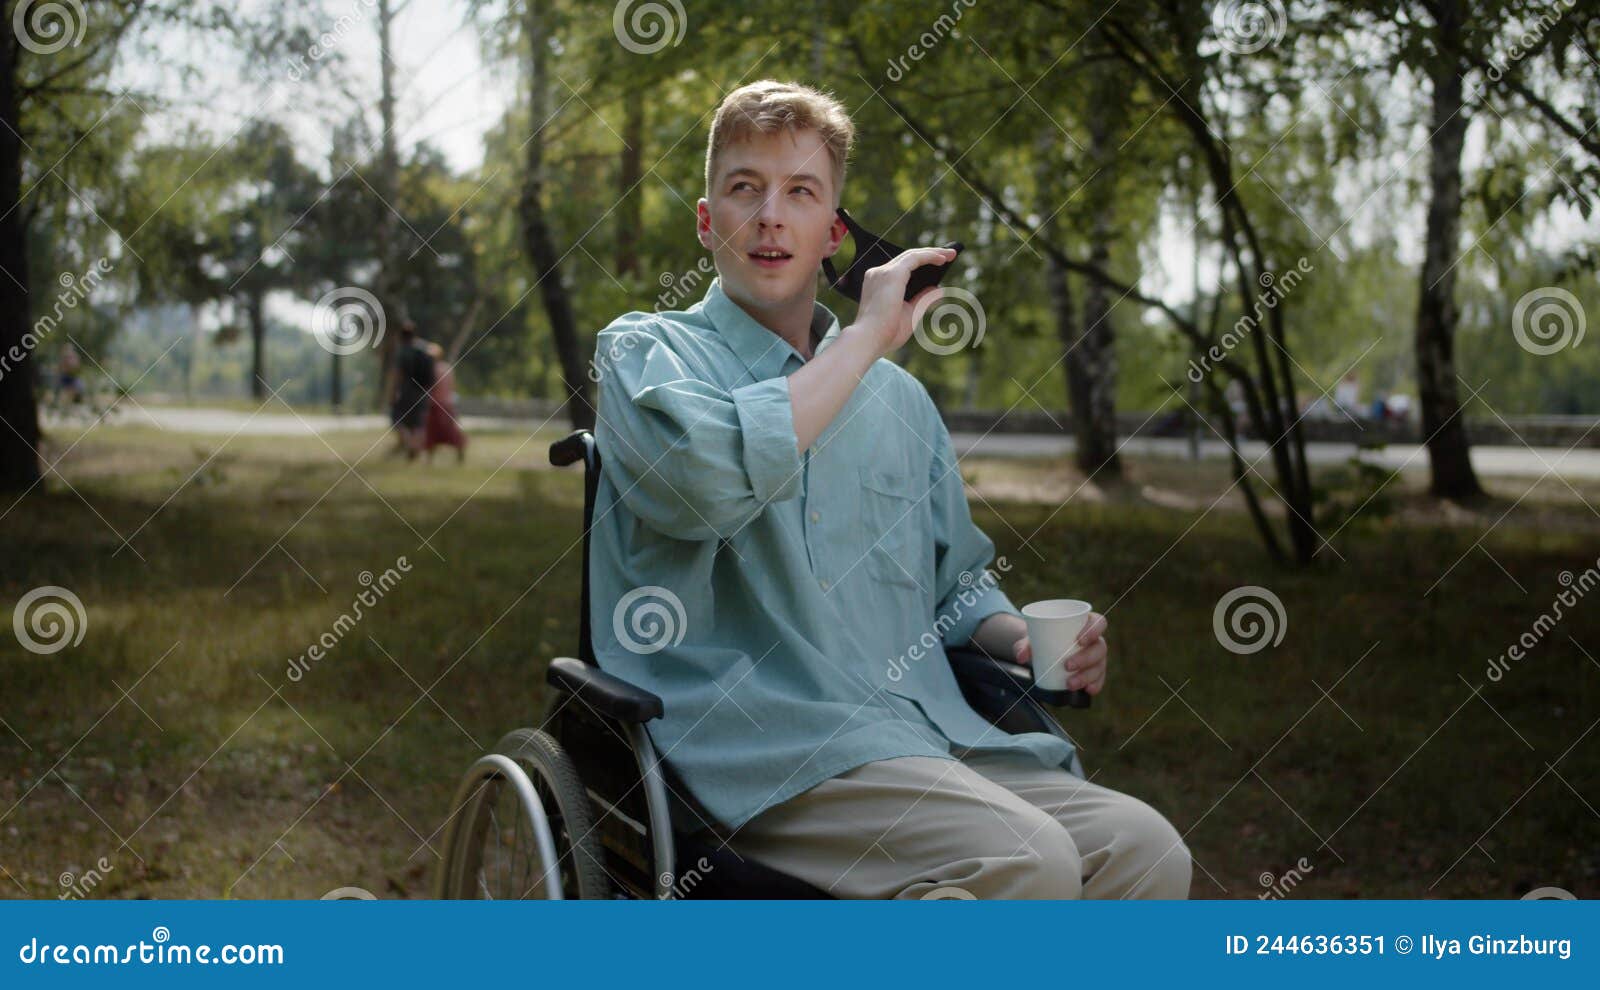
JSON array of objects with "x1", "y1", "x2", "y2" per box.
[{"x1": 703, "y1": 276, "x2": 842, "y2": 381}]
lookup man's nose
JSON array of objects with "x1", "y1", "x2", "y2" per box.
[{"x1": 756, "y1": 193, "x2": 785, "y2": 227}]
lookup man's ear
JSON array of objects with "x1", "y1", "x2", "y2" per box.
[
  {"x1": 822, "y1": 208, "x2": 847, "y2": 258},
  {"x1": 695, "y1": 198, "x2": 714, "y2": 251}
]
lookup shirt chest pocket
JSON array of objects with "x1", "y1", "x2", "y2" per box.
[{"x1": 854, "y1": 464, "x2": 927, "y2": 592}]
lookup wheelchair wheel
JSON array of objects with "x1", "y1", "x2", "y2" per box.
[{"x1": 436, "y1": 728, "x2": 611, "y2": 899}]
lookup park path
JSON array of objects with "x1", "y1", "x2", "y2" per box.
[{"x1": 45, "y1": 404, "x2": 1600, "y2": 480}]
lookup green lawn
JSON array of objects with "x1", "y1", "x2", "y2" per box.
[{"x1": 1, "y1": 421, "x2": 1596, "y2": 899}]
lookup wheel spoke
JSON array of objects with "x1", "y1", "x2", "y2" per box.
[{"x1": 489, "y1": 794, "x2": 504, "y2": 899}]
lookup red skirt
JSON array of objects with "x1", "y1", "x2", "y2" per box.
[{"x1": 425, "y1": 397, "x2": 466, "y2": 449}]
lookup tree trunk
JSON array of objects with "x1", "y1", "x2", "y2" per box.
[
  {"x1": 1070, "y1": 72, "x2": 1121, "y2": 477},
  {"x1": 1414, "y1": 0, "x2": 1483, "y2": 498},
  {"x1": 616, "y1": 94, "x2": 643, "y2": 278},
  {"x1": 247, "y1": 290, "x2": 266, "y2": 399},
  {"x1": 521, "y1": 0, "x2": 592, "y2": 431},
  {"x1": 0, "y1": 38, "x2": 40, "y2": 491},
  {"x1": 373, "y1": 0, "x2": 403, "y2": 412}
]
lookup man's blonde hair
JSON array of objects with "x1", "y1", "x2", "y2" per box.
[{"x1": 705, "y1": 80, "x2": 855, "y2": 206}]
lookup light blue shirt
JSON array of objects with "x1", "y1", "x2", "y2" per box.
[{"x1": 588, "y1": 276, "x2": 1076, "y2": 832}]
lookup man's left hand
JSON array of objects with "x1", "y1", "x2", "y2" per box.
[{"x1": 1013, "y1": 612, "x2": 1108, "y2": 695}]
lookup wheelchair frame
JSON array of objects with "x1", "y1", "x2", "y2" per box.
[{"x1": 436, "y1": 429, "x2": 1087, "y2": 900}]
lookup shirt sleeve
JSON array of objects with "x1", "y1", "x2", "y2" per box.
[
  {"x1": 593, "y1": 318, "x2": 804, "y2": 541},
  {"x1": 926, "y1": 394, "x2": 1023, "y2": 649}
]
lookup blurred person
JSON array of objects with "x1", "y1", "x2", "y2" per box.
[
  {"x1": 389, "y1": 320, "x2": 434, "y2": 460},
  {"x1": 422, "y1": 341, "x2": 467, "y2": 463}
]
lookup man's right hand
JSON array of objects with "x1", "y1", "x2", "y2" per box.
[{"x1": 848, "y1": 246, "x2": 959, "y2": 359}]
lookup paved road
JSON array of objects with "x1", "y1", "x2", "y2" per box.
[
  {"x1": 47, "y1": 405, "x2": 1600, "y2": 480},
  {"x1": 948, "y1": 432, "x2": 1600, "y2": 481}
]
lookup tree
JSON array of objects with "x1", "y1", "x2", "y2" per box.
[
  {"x1": 518, "y1": 0, "x2": 591, "y2": 430},
  {"x1": 1411, "y1": 0, "x2": 1484, "y2": 497}
]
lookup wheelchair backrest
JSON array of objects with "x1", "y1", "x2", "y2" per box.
[{"x1": 548, "y1": 429, "x2": 601, "y2": 666}]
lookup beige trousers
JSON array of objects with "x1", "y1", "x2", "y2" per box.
[{"x1": 719, "y1": 751, "x2": 1192, "y2": 899}]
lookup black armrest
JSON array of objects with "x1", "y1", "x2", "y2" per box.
[
  {"x1": 547, "y1": 657, "x2": 664, "y2": 722},
  {"x1": 946, "y1": 646, "x2": 1091, "y2": 709}
]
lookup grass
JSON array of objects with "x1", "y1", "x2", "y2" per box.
[{"x1": 0, "y1": 419, "x2": 1596, "y2": 899}]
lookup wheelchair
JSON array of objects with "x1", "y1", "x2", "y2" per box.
[{"x1": 435, "y1": 429, "x2": 1090, "y2": 899}]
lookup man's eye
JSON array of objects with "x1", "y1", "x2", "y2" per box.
[
  {"x1": 792, "y1": 186, "x2": 813, "y2": 196},
  {"x1": 732, "y1": 181, "x2": 755, "y2": 192}
]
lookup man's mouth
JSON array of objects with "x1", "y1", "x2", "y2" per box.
[{"x1": 748, "y1": 248, "x2": 793, "y2": 268}]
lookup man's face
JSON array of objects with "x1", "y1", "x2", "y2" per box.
[{"x1": 698, "y1": 128, "x2": 847, "y2": 316}]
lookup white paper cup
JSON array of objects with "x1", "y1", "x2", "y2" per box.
[{"x1": 1021, "y1": 599, "x2": 1093, "y2": 692}]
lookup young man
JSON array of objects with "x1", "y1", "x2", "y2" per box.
[{"x1": 588, "y1": 80, "x2": 1190, "y2": 899}]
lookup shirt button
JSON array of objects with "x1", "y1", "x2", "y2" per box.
[
  {"x1": 819, "y1": 578, "x2": 830, "y2": 591},
  {"x1": 809, "y1": 510, "x2": 820, "y2": 523}
]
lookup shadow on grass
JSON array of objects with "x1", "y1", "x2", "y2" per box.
[{"x1": 0, "y1": 433, "x2": 1595, "y2": 899}]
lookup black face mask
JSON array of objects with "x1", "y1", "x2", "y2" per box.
[{"x1": 820, "y1": 208, "x2": 963, "y2": 302}]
